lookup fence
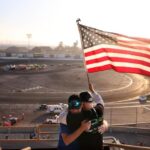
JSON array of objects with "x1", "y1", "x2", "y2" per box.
[{"x1": 104, "y1": 104, "x2": 150, "y2": 126}]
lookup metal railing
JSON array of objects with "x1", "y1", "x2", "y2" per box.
[
  {"x1": 104, "y1": 142, "x2": 150, "y2": 150},
  {"x1": 105, "y1": 104, "x2": 150, "y2": 126}
]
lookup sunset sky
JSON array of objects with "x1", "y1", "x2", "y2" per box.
[{"x1": 0, "y1": 0, "x2": 150, "y2": 47}]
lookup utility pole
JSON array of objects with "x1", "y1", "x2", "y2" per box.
[{"x1": 26, "y1": 34, "x2": 32, "y2": 50}]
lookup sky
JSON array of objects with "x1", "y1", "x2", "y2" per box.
[{"x1": 0, "y1": 0, "x2": 150, "y2": 47}]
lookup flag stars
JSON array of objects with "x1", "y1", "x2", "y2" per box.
[{"x1": 79, "y1": 25, "x2": 117, "y2": 48}]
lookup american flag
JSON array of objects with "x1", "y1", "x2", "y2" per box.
[{"x1": 78, "y1": 23, "x2": 150, "y2": 76}]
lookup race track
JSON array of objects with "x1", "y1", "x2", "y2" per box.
[{"x1": 0, "y1": 59, "x2": 150, "y2": 104}]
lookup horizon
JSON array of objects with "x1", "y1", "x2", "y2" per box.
[{"x1": 0, "y1": 41, "x2": 79, "y2": 49}]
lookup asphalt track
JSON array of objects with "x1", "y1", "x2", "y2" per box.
[{"x1": 0, "y1": 59, "x2": 150, "y2": 104}]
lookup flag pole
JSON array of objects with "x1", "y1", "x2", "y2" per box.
[{"x1": 76, "y1": 19, "x2": 91, "y2": 86}]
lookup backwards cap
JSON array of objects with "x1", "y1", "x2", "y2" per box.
[
  {"x1": 68, "y1": 94, "x2": 81, "y2": 109},
  {"x1": 79, "y1": 91, "x2": 93, "y2": 102}
]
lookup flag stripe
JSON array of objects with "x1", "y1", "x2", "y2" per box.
[
  {"x1": 114, "y1": 33, "x2": 150, "y2": 44},
  {"x1": 84, "y1": 44, "x2": 150, "y2": 55},
  {"x1": 86, "y1": 60, "x2": 150, "y2": 72},
  {"x1": 85, "y1": 52, "x2": 150, "y2": 63},
  {"x1": 118, "y1": 42, "x2": 150, "y2": 51},
  {"x1": 87, "y1": 65, "x2": 150, "y2": 76},
  {"x1": 86, "y1": 57, "x2": 150, "y2": 68},
  {"x1": 84, "y1": 47, "x2": 150, "y2": 59},
  {"x1": 118, "y1": 39, "x2": 149, "y2": 45}
]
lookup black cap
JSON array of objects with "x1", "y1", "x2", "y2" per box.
[
  {"x1": 68, "y1": 94, "x2": 81, "y2": 109},
  {"x1": 79, "y1": 91, "x2": 93, "y2": 102}
]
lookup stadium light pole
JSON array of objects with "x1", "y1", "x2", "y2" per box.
[{"x1": 26, "y1": 34, "x2": 32, "y2": 50}]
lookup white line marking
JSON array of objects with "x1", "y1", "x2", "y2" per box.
[
  {"x1": 100, "y1": 75, "x2": 133, "y2": 93},
  {"x1": 21, "y1": 86, "x2": 42, "y2": 92},
  {"x1": 20, "y1": 74, "x2": 133, "y2": 94}
]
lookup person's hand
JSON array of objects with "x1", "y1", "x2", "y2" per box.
[
  {"x1": 98, "y1": 120, "x2": 109, "y2": 134},
  {"x1": 88, "y1": 83, "x2": 95, "y2": 93},
  {"x1": 81, "y1": 120, "x2": 91, "y2": 131}
]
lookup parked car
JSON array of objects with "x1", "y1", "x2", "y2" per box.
[
  {"x1": 9, "y1": 117, "x2": 18, "y2": 125},
  {"x1": 44, "y1": 115, "x2": 59, "y2": 124},
  {"x1": 3, "y1": 117, "x2": 18, "y2": 126},
  {"x1": 2, "y1": 114, "x2": 19, "y2": 126},
  {"x1": 46, "y1": 105, "x2": 63, "y2": 114},
  {"x1": 39, "y1": 104, "x2": 48, "y2": 110}
]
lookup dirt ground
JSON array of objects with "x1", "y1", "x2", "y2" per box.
[{"x1": 0, "y1": 59, "x2": 150, "y2": 126}]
